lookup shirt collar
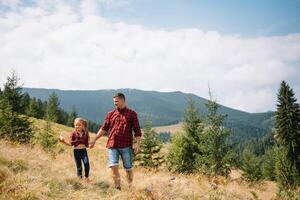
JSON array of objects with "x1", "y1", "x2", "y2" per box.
[{"x1": 117, "y1": 106, "x2": 127, "y2": 113}]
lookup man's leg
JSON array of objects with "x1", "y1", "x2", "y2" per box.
[
  {"x1": 111, "y1": 166, "x2": 121, "y2": 189},
  {"x1": 120, "y1": 147, "x2": 133, "y2": 187},
  {"x1": 108, "y1": 148, "x2": 121, "y2": 189},
  {"x1": 126, "y1": 170, "x2": 133, "y2": 187}
]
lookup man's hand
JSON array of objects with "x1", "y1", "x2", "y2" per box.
[
  {"x1": 133, "y1": 145, "x2": 141, "y2": 154},
  {"x1": 134, "y1": 136, "x2": 141, "y2": 154},
  {"x1": 89, "y1": 128, "x2": 105, "y2": 149}
]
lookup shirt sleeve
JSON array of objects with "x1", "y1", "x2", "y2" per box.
[
  {"x1": 70, "y1": 132, "x2": 76, "y2": 146},
  {"x1": 132, "y1": 111, "x2": 142, "y2": 137},
  {"x1": 101, "y1": 112, "x2": 111, "y2": 132}
]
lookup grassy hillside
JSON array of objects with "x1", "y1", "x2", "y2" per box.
[
  {"x1": 153, "y1": 122, "x2": 184, "y2": 134},
  {"x1": 0, "y1": 118, "x2": 279, "y2": 200}
]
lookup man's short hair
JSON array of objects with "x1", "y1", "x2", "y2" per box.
[{"x1": 113, "y1": 92, "x2": 126, "y2": 101}]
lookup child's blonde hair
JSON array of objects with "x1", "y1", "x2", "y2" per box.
[{"x1": 74, "y1": 118, "x2": 89, "y2": 138}]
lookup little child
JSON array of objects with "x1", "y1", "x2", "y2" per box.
[{"x1": 59, "y1": 117, "x2": 90, "y2": 182}]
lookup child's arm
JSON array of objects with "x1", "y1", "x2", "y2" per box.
[{"x1": 59, "y1": 134, "x2": 72, "y2": 146}]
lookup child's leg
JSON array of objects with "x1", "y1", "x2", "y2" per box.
[
  {"x1": 73, "y1": 149, "x2": 83, "y2": 178},
  {"x1": 82, "y1": 149, "x2": 90, "y2": 178}
]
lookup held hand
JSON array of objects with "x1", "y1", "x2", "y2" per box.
[
  {"x1": 134, "y1": 145, "x2": 141, "y2": 155},
  {"x1": 89, "y1": 141, "x2": 95, "y2": 149}
]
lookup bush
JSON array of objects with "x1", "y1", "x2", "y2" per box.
[
  {"x1": 136, "y1": 121, "x2": 164, "y2": 168},
  {"x1": 262, "y1": 147, "x2": 276, "y2": 181},
  {"x1": 241, "y1": 149, "x2": 262, "y2": 182},
  {"x1": 166, "y1": 133, "x2": 196, "y2": 173},
  {"x1": 0, "y1": 99, "x2": 33, "y2": 143},
  {"x1": 275, "y1": 147, "x2": 300, "y2": 191},
  {"x1": 35, "y1": 120, "x2": 57, "y2": 152},
  {"x1": 167, "y1": 99, "x2": 203, "y2": 173}
]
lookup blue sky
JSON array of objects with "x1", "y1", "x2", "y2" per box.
[
  {"x1": 11, "y1": 0, "x2": 300, "y2": 36},
  {"x1": 98, "y1": 0, "x2": 300, "y2": 36},
  {"x1": 0, "y1": 0, "x2": 299, "y2": 112}
]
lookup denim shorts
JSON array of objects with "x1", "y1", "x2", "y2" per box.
[{"x1": 108, "y1": 147, "x2": 133, "y2": 170}]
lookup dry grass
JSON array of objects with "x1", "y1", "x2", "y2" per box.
[
  {"x1": 153, "y1": 123, "x2": 184, "y2": 135},
  {"x1": 0, "y1": 120, "x2": 280, "y2": 200}
]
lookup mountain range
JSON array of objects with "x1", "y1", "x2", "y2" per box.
[{"x1": 23, "y1": 88, "x2": 275, "y2": 143}]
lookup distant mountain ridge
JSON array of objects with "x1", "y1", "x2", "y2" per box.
[{"x1": 22, "y1": 88, "x2": 274, "y2": 143}]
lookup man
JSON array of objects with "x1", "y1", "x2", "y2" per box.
[{"x1": 89, "y1": 92, "x2": 142, "y2": 190}]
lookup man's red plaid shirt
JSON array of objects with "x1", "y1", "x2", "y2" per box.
[{"x1": 101, "y1": 107, "x2": 142, "y2": 148}]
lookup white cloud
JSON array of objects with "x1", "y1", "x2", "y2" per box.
[
  {"x1": 223, "y1": 88, "x2": 275, "y2": 112},
  {"x1": 0, "y1": 0, "x2": 300, "y2": 113}
]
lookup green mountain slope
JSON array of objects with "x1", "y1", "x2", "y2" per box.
[{"x1": 22, "y1": 88, "x2": 274, "y2": 143}]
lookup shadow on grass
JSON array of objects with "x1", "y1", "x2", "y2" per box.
[
  {"x1": 65, "y1": 178, "x2": 84, "y2": 190},
  {"x1": 94, "y1": 180, "x2": 110, "y2": 196}
]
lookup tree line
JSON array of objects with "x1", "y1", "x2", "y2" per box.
[
  {"x1": 1, "y1": 72, "x2": 299, "y2": 199},
  {"x1": 0, "y1": 72, "x2": 101, "y2": 133},
  {"x1": 138, "y1": 82, "x2": 300, "y2": 199}
]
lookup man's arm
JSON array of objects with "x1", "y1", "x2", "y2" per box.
[
  {"x1": 89, "y1": 128, "x2": 107, "y2": 148},
  {"x1": 134, "y1": 136, "x2": 141, "y2": 154},
  {"x1": 90, "y1": 112, "x2": 111, "y2": 148},
  {"x1": 132, "y1": 111, "x2": 142, "y2": 154}
]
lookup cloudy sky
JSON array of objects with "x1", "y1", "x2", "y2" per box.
[{"x1": 0, "y1": 0, "x2": 300, "y2": 113}]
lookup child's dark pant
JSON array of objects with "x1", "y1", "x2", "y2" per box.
[{"x1": 73, "y1": 148, "x2": 90, "y2": 178}]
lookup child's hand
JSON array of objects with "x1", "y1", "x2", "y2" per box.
[
  {"x1": 89, "y1": 141, "x2": 95, "y2": 149},
  {"x1": 59, "y1": 135, "x2": 65, "y2": 142}
]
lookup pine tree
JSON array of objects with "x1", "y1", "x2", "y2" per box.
[
  {"x1": 241, "y1": 148, "x2": 262, "y2": 182},
  {"x1": 37, "y1": 99, "x2": 46, "y2": 119},
  {"x1": 36, "y1": 119, "x2": 57, "y2": 152},
  {"x1": 88, "y1": 120, "x2": 101, "y2": 133},
  {"x1": 67, "y1": 106, "x2": 78, "y2": 127},
  {"x1": 0, "y1": 96, "x2": 33, "y2": 143},
  {"x1": 26, "y1": 98, "x2": 39, "y2": 118},
  {"x1": 45, "y1": 92, "x2": 60, "y2": 123},
  {"x1": 57, "y1": 109, "x2": 69, "y2": 125},
  {"x1": 196, "y1": 90, "x2": 231, "y2": 177},
  {"x1": 275, "y1": 81, "x2": 300, "y2": 190},
  {"x1": 1, "y1": 71, "x2": 24, "y2": 113},
  {"x1": 21, "y1": 93, "x2": 31, "y2": 114},
  {"x1": 275, "y1": 147, "x2": 299, "y2": 190},
  {"x1": 167, "y1": 98, "x2": 203, "y2": 173},
  {"x1": 262, "y1": 147, "x2": 276, "y2": 181},
  {"x1": 137, "y1": 121, "x2": 164, "y2": 168},
  {"x1": 0, "y1": 72, "x2": 33, "y2": 143}
]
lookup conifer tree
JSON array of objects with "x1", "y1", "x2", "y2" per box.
[
  {"x1": 0, "y1": 72, "x2": 32, "y2": 143},
  {"x1": 45, "y1": 92, "x2": 60, "y2": 123},
  {"x1": 26, "y1": 98, "x2": 39, "y2": 118},
  {"x1": 137, "y1": 121, "x2": 164, "y2": 168},
  {"x1": 67, "y1": 106, "x2": 78, "y2": 127},
  {"x1": 167, "y1": 98, "x2": 203, "y2": 173},
  {"x1": 241, "y1": 148, "x2": 262, "y2": 182},
  {"x1": 196, "y1": 90, "x2": 231, "y2": 177},
  {"x1": 1, "y1": 71, "x2": 24, "y2": 113},
  {"x1": 275, "y1": 81, "x2": 300, "y2": 190},
  {"x1": 37, "y1": 119, "x2": 57, "y2": 152}
]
